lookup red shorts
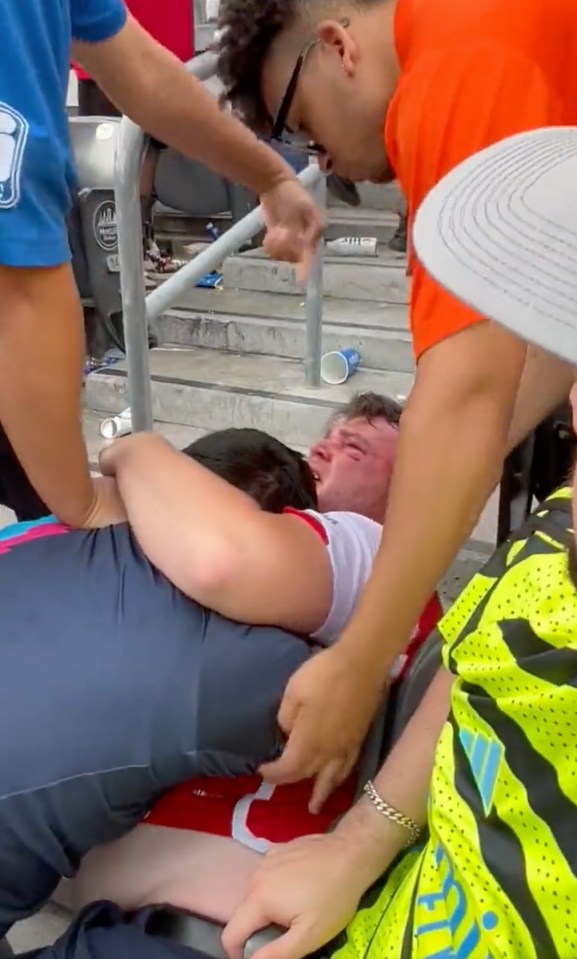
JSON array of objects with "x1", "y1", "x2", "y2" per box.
[
  {"x1": 145, "y1": 774, "x2": 357, "y2": 851},
  {"x1": 146, "y1": 592, "x2": 443, "y2": 849}
]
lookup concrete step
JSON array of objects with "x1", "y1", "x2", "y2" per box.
[
  {"x1": 222, "y1": 246, "x2": 408, "y2": 302},
  {"x1": 154, "y1": 291, "x2": 413, "y2": 373},
  {"x1": 84, "y1": 348, "x2": 413, "y2": 448},
  {"x1": 355, "y1": 182, "x2": 405, "y2": 214},
  {"x1": 324, "y1": 208, "x2": 399, "y2": 243},
  {"x1": 153, "y1": 287, "x2": 409, "y2": 330},
  {"x1": 158, "y1": 309, "x2": 413, "y2": 373},
  {"x1": 154, "y1": 207, "x2": 400, "y2": 249}
]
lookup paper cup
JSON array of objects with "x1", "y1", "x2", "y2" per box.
[{"x1": 321, "y1": 349, "x2": 361, "y2": 385}]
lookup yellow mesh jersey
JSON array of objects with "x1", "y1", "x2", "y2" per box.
[{"x1": 333, "y1": 488, "x2": 577, "y2": 959}]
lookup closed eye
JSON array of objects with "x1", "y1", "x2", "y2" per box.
[{"x1": 345, "y1": 442, "x2": 365, "y2": 457}]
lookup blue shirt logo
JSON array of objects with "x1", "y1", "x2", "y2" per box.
[
  {"x1": 415, "y1": 845, "x2": 498, "y2": 958},
  {"x1": 0, "y1": 103, "x2": 29, "y2": 210}
]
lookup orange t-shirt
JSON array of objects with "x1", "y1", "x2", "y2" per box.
[{"x1": 384, "y1": 0, "x2": 577, "y2": 358}]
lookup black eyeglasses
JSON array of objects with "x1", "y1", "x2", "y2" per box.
[
  {"x1": 270, "y1": 38, "x2": 323, "y2": 154},
  {"x1": 270, "y1": 19, "x2": 350, "y2": 156}
]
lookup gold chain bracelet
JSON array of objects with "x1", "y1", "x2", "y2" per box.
[{"x1": 363, "y1": 780, "x2": 422, "y2": 848}]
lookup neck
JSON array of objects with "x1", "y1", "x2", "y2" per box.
[{"x1": 353, "y1": 0, "x2": 400, "y2": 82}]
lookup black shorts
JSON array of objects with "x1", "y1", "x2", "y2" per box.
[{"x1": 0, "y1": 425, "x2": 47, "y2": 521}]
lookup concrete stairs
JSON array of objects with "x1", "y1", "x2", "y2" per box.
[
  {"x1": 156, "y1": 204, "x2": 402, "y2": 251},
  {"x1": 221, "y1": 246, "x2": 408, "y2": 302},
  {"x1": 84, "y1": 229, "x2": 415, "y2": 449},
  {"x1": 153, "y1": 290, "x2": 412, "y2": 372},
  {"x1": 84, "y1": 206, "x2": 496, "y2": 589},
  {"x1": 85, "y1": 347, "x2": 412, "y2": 449}
]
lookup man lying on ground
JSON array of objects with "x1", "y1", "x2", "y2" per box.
[
  {"x1": 0, "y1": 406, "x2": 440, "y2": 954},
  {"x1": 66, "y1": 395, "x2": 441, "y2": 921},
  {"x1": 222, "y1": 128, "x2": 577, "y2": 959}
]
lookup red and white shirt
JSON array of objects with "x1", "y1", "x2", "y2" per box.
[{"x1": 146, "y1": 509, "x2": 443, "y2": 851}]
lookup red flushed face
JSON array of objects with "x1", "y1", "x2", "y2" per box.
[{"x1": 308, "y1": 415, "x2": 398, "y2": 521}]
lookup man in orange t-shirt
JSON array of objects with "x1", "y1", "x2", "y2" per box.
[{"x1": 214, "y1": 0, "x2": 577, "y2": 843}]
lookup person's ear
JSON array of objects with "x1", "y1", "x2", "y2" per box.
[{"x1": 316, "y1": 19, "x2": 358, "y2": 77}]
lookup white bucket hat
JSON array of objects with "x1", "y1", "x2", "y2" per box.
[{"x1": 412, "y1": 126, "x2": 577, "y2": 364}]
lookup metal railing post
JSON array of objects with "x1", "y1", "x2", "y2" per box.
[
  {"x1": 114, "y1": 118, "x2": 152, "y2": 432},
  {"x1": 115, "y1": 50, "x2": 325, "y2": 429},
  {"x1": 114, "y1": 52, "x2": 218, "y2": 433},
  {"x1": 304, "y1": 163, "x2": 326, "y2": 387}
]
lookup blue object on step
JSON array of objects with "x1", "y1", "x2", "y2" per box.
[{"x1": 196, "y1": 272, "x2": 223, "y2": 289}]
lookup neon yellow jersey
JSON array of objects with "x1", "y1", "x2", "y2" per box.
[{"x1": 334, "y1": 488, "x2": 577, "y2": 959}]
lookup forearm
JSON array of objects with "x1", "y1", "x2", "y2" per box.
[
  {"x1": 338, "y1": 324, "x2": 526, "y2": 676},
  {"x1": 73, "y1": 18, "x2": 293, "y2": 198},
  {"x1": 333, "y1": 667, "x2": 454, "y2": 888},
  {"x1": 0, "y1": 266, "x2": 94, "y2": 526}
]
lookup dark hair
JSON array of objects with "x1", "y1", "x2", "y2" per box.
[
  {"x1": 182, "y1": 427, "x2": 318, "y2": 512},
  {"x1": 218, "y1": 0, "x2": 378, "y2": 133},
  {"x1": 328, "y1": 391, "x2": 403, "y2": 430},
  {"x1": 216, "y1": 1, "x2": 301, "y2": 133},
  {"x1": 217, "y1": 1, "x2": 381, "y2": 131}
]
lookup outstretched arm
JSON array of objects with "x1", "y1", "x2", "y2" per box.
[{"x1": 102, "y1": 434, "x2": 331, "y2": 633}]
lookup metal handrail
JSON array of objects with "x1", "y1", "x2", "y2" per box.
[{"x1": 114, "y1": 51, "x2": 325, "y2": 433}]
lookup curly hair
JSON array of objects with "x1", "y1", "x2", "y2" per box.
[{"x1": 216, "y1": 0, "x2": 374, "y2": 133}]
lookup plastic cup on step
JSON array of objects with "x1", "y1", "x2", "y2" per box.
[
  {"x1": 99, "y1": 408, "x2": 133, "y2": 440},
  {"x1": 321, "y1": 349, "x2": 361, "y2": 385}
]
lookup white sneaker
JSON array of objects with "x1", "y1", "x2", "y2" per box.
[{"x1": 326, "y1": 236, "x2": 378, "y2": 257}]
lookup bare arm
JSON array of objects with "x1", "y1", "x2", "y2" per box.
[
  {"x1": 103, "y1": 434, "x2": 332, "y2": 632},
  {"x1": 0, "y1": 265, "x2": 124, "y2": 527},
  {"x1": 73, "y1": 16, "x2": 300, "y2": 199},
  {"x1": 338, "y1": 322, "x2": 524, "y2": 673},
  {"x1": 223, "y1": 666, "x2": 454, "y2": 959},
  {"x1": 263, "y1": 321, "x2": 525, "y2": 802}
]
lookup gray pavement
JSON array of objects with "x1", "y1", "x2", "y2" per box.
[{"x1": 7, "y1": 904, "x2": 70, "y2": 953}]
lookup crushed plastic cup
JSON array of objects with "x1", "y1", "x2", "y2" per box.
[
  {"x1": 99, "y1": 408, "x2": 132, "y2": 440},
  {"x1": 321, "y1": 349, "x2": 361, "y2": 385}
]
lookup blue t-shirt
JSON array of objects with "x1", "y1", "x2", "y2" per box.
[{"x1": 0, "y1": 0, "x2": 126, "y2": 267}]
